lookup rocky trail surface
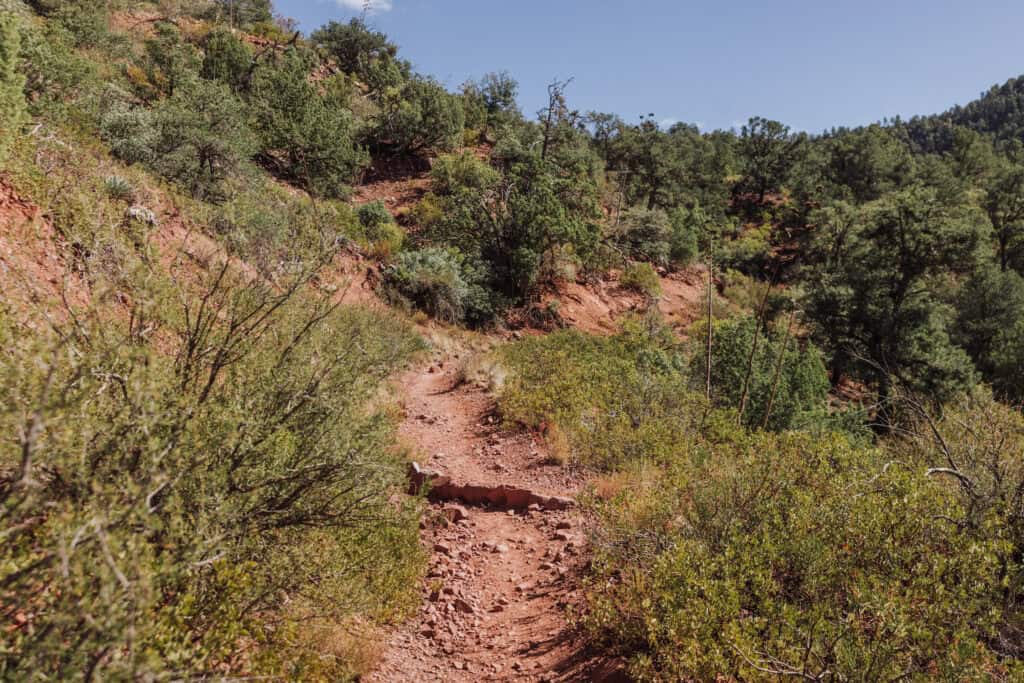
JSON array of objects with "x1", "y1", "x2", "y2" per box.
[{"x1": 369, "y1": 354, "x2": 626, "y2": 682}]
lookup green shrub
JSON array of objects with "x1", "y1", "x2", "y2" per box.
[
  {"x1": 201, "y1": 28, "x2": 253, "y2": 92},
  {"x1": 620, "y1": 261, "x2": 662, "y2": 299},
  {"x1": 500, "y1": 320, "x2": 702, "y2": 469},
  {"x1": 610, "y1": 207, "x2": 673, "y2": 266},
  {"x1": 103, "y1": 174, "x2": 134, "y2": 201},
  {"x1": 252, "y1": 51, "x2": 368, "y2": 197},
  {"x1": 357, "y1": 201, "x2": 403, "y2": 257},
  {"x1": 383, "y1": 247, "x2": 470, "y2": 323},
  {"x1": 430, "y1": 150, "x2": 499, "y2": 195},
  {"x1": 584, "y1": 428, "x2": 1015, "y2": 681},
  {"x1": 695, "y1": 314, "x2": 829, "y2": 431},
  {"x1": 376, "y1": 76, "x2": 465, "y2": 154},
  {"x1": 0, "y1": 267, "x2": 425, "y2": 679},
  {"x1": 718, "y1": 222, "x2": 772, "y2": 273},
  {"x1": 668, "y1": 205, "x2": 700, "y2": 266},
  {"x1": 0, "y1": 9, "x2": 26, "y2": 163},
  {"x1": 100, "y1": 95, "x2": 158, "y2": 164},
  {"x1": 18, "y1": 20, "x2": 99, "y2": 121},
  {"x1": 358, "y1": 200, "x2": 394, "y2": 232}
]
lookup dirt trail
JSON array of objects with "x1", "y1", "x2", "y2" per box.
[{"x1": 369, "y1": 355, "x2": 625, "y2": 683}]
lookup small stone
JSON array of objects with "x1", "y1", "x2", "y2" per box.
[
  {"x1": 442, "y1": 504, "x2": 469, "y2": 523},
  {"x1": 493, "y1": 543, "x2": 509, "y2": 554},
  {"x1": 454, "y1": 598, "x2": 475, "y2": 614},
  {"x1": 553, "y1": 531, "x2": 571, "y2": 542},
  {"x1": 434, "y1": 542, "x2": 452, "y2": 554},
  {"x1": 515, "y1": 582, "x2": 533, "y2": 593},
  {"x1": 556, "y1": 520, "x2": 572, "y2": 530}
]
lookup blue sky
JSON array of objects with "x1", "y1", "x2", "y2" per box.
[{"x1": 276, "y1": 0, "x2": 1024, "y2": 133}]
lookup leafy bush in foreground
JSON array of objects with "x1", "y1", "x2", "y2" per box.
[
  {"x1": 0, "y1": 266, "x2": 424, "y2": 679},
  {"x1": 584, "y1": 427, "x2": 1017, "y2": 681}
]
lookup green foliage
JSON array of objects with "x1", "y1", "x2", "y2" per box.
[
  {"x1": 584, "y1": 428, "x2": 1016, "y2": 681},
  {"x1": 823, "y1": 124, "x2": 913, "y2": 201},
  {"x1": 311, "y1": 18, "x2": 403, "y2": 91},
  {"x1": 620, "y1": 261, "x2": 661, "y2": 299},
  {"x1": 251, "y1": 49, "x2": 367, "y2": 197},
  {"x1": 430, "y1": 150, "x2": 500, "y2": 195},
  {"x1": 376, "y1": 76, "x2": 465, "y2": 154},
  {"x1": 610, "y1": 207, "x2": 674, "y2": 266},
  {"x1": 805, "y1": 188, "x2": 983, "y2": 415},
  {"x1": 418, "y1": 148, "x2": 601, "y2": 303},
  {"x1": 954, "y1": 263, "x2": 1024, "y2": 401},
  {"x1": 382, "y1": 247, "x2": 470, "y2": 323},
  {"x1": 0, "y1": 268, "x2": 425, "y2": 679},
  {"x1": 103, "y1": 174, "x2": 134, "y2": 201},
  {"x1": 148, "y1": 79, "x2": 257, "y2": 200},
  {"x1": 461, "y1": 71, "x2": 520, "y2": 132},
  {"x1": 17, "y1": 18, "x2": 98, "y2": 121},
  {"x1": 0, "y1": 10, "x2": 26, "y2": 163},
  {"x1": 500, "y1": 320, "x2": 701, "y2": 469},
  {"x1": 201, "y1": 27, "x2": 253, "y2": 93},
  {"x1": 981, "y1": 156, "x2": 1024, "y2": 273},
  {"x1": 698, "y1": 314, "x2": 830, "y2": 431},
  {"x1": 213, "y1": 0, "x2": 273, "y2": 28},
  {"x1": 737, "y1": 116, "x2": 806, "y2": 203},
  {"x1": 667, "y1": 205, "x2": 701, "y2": 266},
  {"x1": 133, "y1": 21, "x2": 202, "y2": 100},
  {"x1": 356, "y1": 200, "x2": 404, "y2": 256},
  {"x1": 101, "y1": 79, "x2": 255, "y2": 199}
]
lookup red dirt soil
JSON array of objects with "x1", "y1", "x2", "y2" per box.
[
  {"x1": 0, "y1": 177, "x2": 89, "y2": 320},
  {"x1": 545, "y1": 264, "x2": 707, "y2": 336},
  {"x1": 369, "y1": 356, "x2": 627, "y2": 682}
]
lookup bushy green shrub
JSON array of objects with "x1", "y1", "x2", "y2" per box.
[
  {"x1": 357, "y1": 200, "x2": 394, "y2": 232},
  {"x1": 668, "y1": 205, "x2": 701, "y2": 266},
  {"x1": 430, "y1": 150, "x2": 499, "y2": 195},
  {"x1": 357, "y1": 201, "x2": 404, "y2": 256},
  {"x1": 103, "y1": 174, "x2": 134, "y2": 201},
  {"x1": 620, "y1": 261, "x2": 662, "y2": 299},
  {"x1": 610, "y1": 207, "x2": 674, "y2": 266},
  {"x1": 18, "y1": 20, "x2": 98, "y2": 119},
  {"x1": 151, "y1": 79, "x2": 257, "y2": 200},
  {"x1": 717, "y1": 221, "x2": 773, "y2": 273},
  {"x1": 201, "y1": 28, "x2": 253, "y2": 92},
  {"x1": 252, "y1": 51, "x2": 367, "y2": 197},
  {"x1": 102, "y1": 80, "x2": 256, "y2": 200},
  {"x1": 500, "y1": 320, "x2": 702, "y2": 469},
  {"x1": 376, "y1": 76, "x2": 465, "y2": 154},
  {"x1": 0, "y1": 268, "x2": 425, "y2": 679},
  {"x1": 383, "y1": 247, "x2": 470, "y2": 323},
  {"x1": 133, "y1": 21, "x2": 202, "y2": 100},
  {"x1": 0, "y1": 9, "x2": 26, "y2": 163},
  {"x1": 695, "y1": 314, "x2": 829, "y2": 431},
  {"x1": 100, "y1": 95, "x2": 158, "y2": 164},
  {"x1": 584, "y1": 427, "x2": 1016, "y2": 681}
]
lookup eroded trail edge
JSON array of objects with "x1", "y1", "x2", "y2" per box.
[{"x1": 369, "y1": 354, "x2": 624, "y2": 682}]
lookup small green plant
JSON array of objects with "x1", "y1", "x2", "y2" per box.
[
  {"x1": 383, "y1": 247, "x2": 469, "y2": 323},
  {"x1": 104, "y1": 174, "x2": 134, "y2": 201},
  {"x1": 620, "y1": 261, "x2": 662, "y2": 299}
]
